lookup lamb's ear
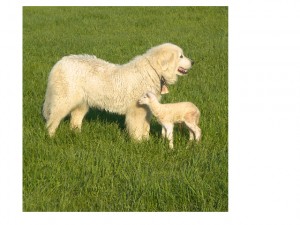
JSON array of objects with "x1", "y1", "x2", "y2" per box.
[{"x1": 146, "y1": 92, "x2": 155, "y2": 99}]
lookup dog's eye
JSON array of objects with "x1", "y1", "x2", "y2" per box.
[{"x1": 180, "y1": 55, "x2": 183, "y2": 58}]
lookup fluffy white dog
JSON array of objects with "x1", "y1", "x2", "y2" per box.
[{"x1": 43, "y1": 43, "x2": 194, "y2": 140}]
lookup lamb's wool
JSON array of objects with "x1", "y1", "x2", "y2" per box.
[{"x1": 139, "y1": 92, "x2": 201, "y2": 148}]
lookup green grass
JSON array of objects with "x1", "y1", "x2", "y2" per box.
[{"x1": 23, "y1": 6, "x2": 228, "y2": 211}]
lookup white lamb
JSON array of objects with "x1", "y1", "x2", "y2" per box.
[{"x1": 138, "y1": 92, "x2": 201, "y2": 149}]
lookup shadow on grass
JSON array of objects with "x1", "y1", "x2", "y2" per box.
[
  {"x1": 44, "y1": 106, "x2": 191, "y2": 140},
  {"x1": 85, "y1": 108, "x2": 126, "y2": 131},
  {"x1": 84, "y1": 108, "x2": 162, "y2": 137}
]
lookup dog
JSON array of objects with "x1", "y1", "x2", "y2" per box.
[{"x1": 42, "y1": 43, "x2": 194, "y2": 140}]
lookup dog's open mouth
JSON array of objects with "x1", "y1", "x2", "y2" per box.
[{"x1": 178, "y1": 67, "x2": 188, "y2": 74}]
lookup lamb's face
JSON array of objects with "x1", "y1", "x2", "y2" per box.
[
  {"x1": 138, "y1": 92, "x2": 156, "y2": 105},
  {"x1": 138, "y1": 94, "x2": 151, "y2": 105}
]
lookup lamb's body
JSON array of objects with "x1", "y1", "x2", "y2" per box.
[{"x1": 139, "y1": 92, "x2": 201, "y2": 149}]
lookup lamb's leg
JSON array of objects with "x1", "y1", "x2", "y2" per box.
[
  {"x1": 164, "y1": 124, "x2": 174, "y2": 149},
  {"x1": 185, "y1": 122, "x2": 202, "y2": 142},
  {"x1": 195, "y1": 126, "x2": 202, "y2": 142},
  {"x1": 188, "y1": 129, "x2": 195, "y2": 141}
]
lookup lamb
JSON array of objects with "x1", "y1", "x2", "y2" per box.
[{"x1": 138, "y1": 92, "x2": 201, "y2": 149}]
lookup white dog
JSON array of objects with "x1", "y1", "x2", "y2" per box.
[{"x1": 43, "y1": 43, "x2": 194, "y2": 140}]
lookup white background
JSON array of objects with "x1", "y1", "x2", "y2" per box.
[{"x1": 1, "y1": 0, "x2": 300, "y2": 224}]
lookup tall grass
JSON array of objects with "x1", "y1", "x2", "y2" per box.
[{"x1": 23, "y1": 6, "x2": 228, "y2": 211}]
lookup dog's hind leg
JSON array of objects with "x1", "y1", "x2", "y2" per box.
[
  {"x1": 46, "y1": 107, "x2": 71, "y2": 137},
  {"x1": 70, "y1": 103, "x2": 89, "y2": 132},
  {"x1": 45, "y1": 95, "x2": 78, "y2": 137}
]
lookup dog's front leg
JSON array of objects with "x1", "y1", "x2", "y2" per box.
[{"x1": 125, "y1": 104, "x2": 150, "y2": 141}]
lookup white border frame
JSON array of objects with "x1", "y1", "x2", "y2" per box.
[{"x1": 1, "y1": 0, "x2": 300, "y2": 225}]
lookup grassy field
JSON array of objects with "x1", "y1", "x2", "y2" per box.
[{"x1": 23, "y1": 6, "x2": 228, "y2": 211}]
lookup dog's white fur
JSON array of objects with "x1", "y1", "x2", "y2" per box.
[
  {"x1": 43, "y1": 43, "x2": 193, "y2": 139},
  {"x1": 138, "y1": 92, "x2": 201, "y2": 149}
]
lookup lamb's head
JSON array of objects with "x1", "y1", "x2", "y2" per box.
[{"x1": 138, "y1": 92, "x2": 157, "y2": 105}]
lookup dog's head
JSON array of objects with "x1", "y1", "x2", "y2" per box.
[{"x1": 146, "y1": 43, "x2": 194, "y2": 85}]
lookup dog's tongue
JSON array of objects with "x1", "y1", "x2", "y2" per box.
[{"x1": 161, "y1": 84, "x2": 169, "y2": 94}]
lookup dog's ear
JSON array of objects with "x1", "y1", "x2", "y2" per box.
[{"x1": 158, "y1": 52, "x2": 175, "y2": 71}]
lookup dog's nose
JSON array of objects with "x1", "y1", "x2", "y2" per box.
[{"x1": 191, "y1": 60, "x2": 195, "y2": 65}]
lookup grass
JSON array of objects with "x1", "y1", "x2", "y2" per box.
[{"x1": 23, "y1": 6, "x2": 228, "y2": 211}]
